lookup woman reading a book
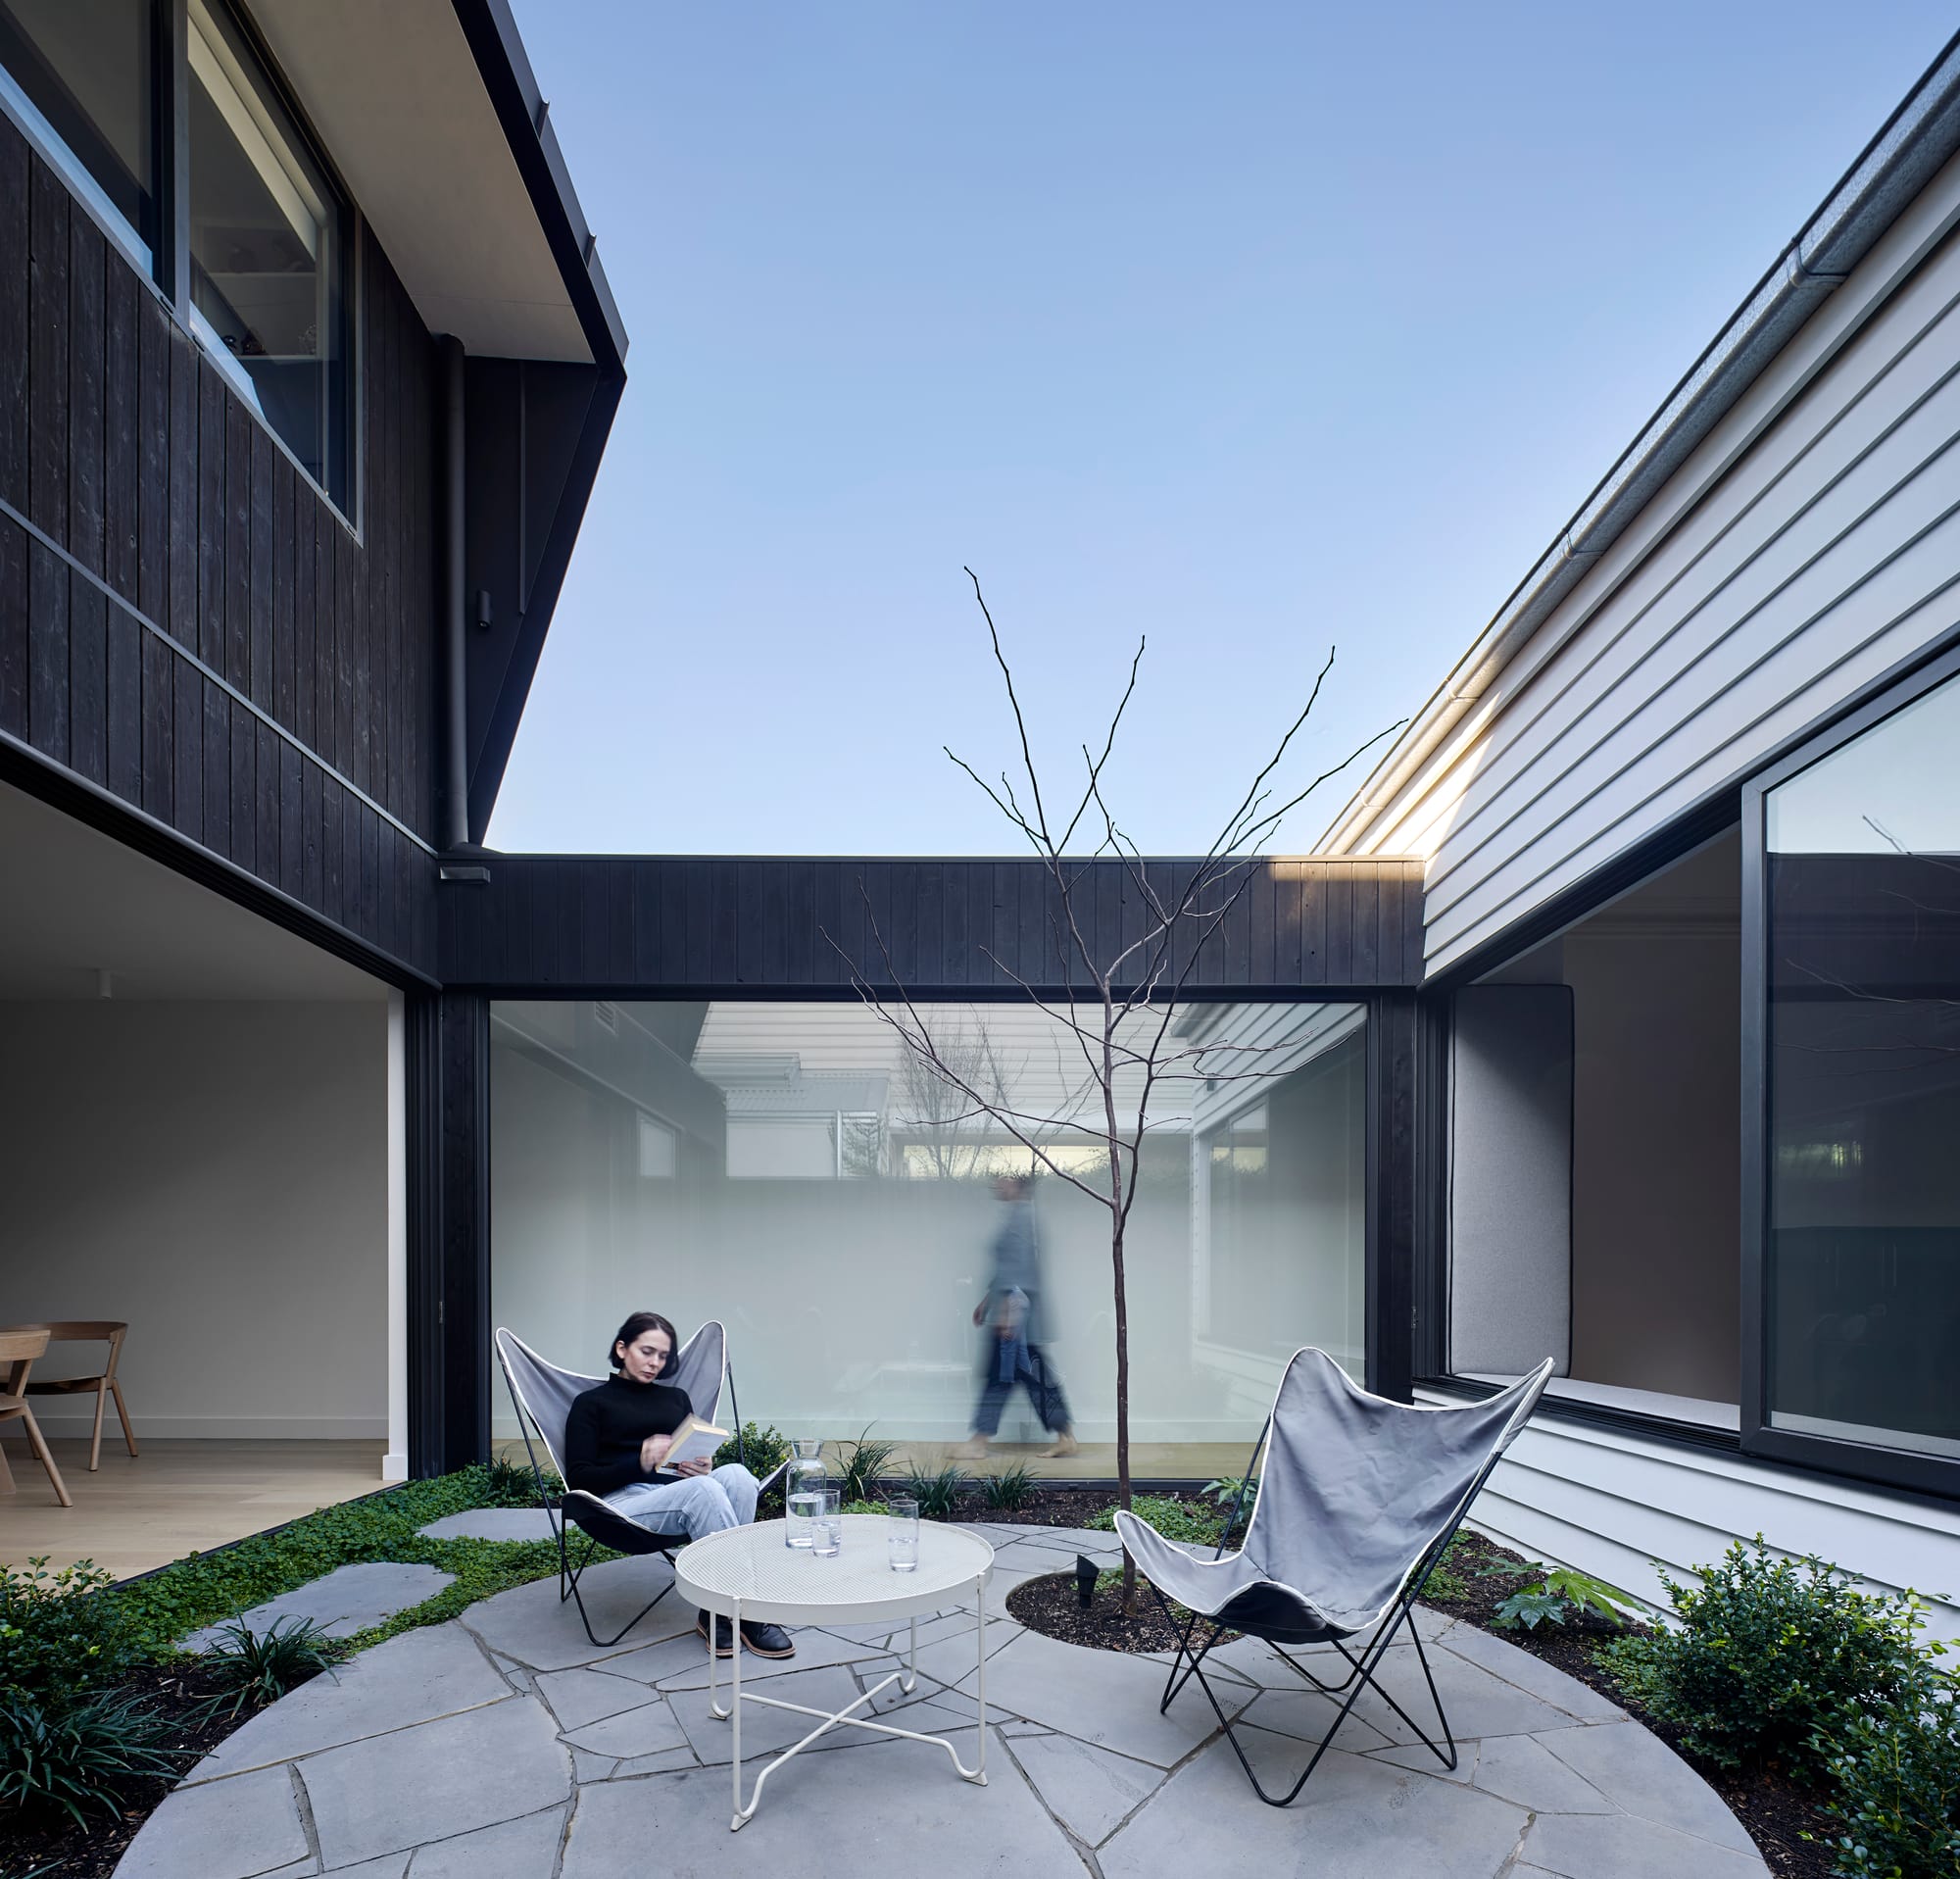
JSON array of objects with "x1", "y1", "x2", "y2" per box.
[{"x1": 563, "y1": 1310, "x2": 794, "y2": 1660}]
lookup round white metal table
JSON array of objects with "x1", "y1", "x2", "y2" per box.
[{"x1": 674, "y1": 1515, "x2": 995, "y2": 1831}]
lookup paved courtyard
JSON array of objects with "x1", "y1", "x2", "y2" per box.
[{"x1": 117, "y1": 1521, "x2": 1768, "y2": 1879}]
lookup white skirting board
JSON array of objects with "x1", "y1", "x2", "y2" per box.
[
  {"x1": 10, "y1": 1414, "x2": 390, "y2": 1441},
  {"x1": 1429, "y1": 1385, "x2": 1960, "y2": 1645}
]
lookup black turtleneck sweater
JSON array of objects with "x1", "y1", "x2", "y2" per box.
[{"x1": 564, "y1": 1374, "x2": 695, "y2": 1496}]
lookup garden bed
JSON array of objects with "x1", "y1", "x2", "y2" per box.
[
  {"x1": 1, "y1": 1658, "x2": 318, "y2": 1879},
  {"x1": 997, "y1": 1509, "x2": 1836, "y2": 1879}
]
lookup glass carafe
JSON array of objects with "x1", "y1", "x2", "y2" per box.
[{"x1": 784, "y1": 1438, "x2": 825, "y2": 1548}]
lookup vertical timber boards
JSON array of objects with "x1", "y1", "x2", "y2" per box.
[
  {"x1": 439, "y1": 855, "x2": 1426, "y2": 992},
  {"x1": 0, "y1": 116, "x2": 438, "y2": 979}
]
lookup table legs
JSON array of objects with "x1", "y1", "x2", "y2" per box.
[{"x1": 713, "y1": 1573, "x2": 992, "y2": 1832}]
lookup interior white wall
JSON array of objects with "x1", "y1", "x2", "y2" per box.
[{"x1": 0, "y1": 1000, "x2": 389, "y2": 1441}]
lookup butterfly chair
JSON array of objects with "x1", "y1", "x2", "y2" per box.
[
  {"x1": 495, "y1": 1323, "x2": 760, "y2": 1649},
  {"x1": 1116, "y1": 1350, "x2": 1554, "y2": 1807}
]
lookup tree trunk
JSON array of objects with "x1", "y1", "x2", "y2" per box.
[{"x1": 1113, "y1": 1217, "x2": 1137, "y2": 1609}]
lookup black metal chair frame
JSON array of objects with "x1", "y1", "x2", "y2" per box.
[
  {"x1": 495, "y1": 1340, "x2": 748, "y2": 1651},
  {"x1": 1145, "y1": 1412, "x2": 1503, "y2": 1807}
]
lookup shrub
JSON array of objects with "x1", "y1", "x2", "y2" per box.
[
  {"x1": 1814, "y1": 1665, "x2": 1960, "y2": 1878},
  {"x1": 0, "y1": 1558, "x2": 138, "y2": 1707},
  {"x1": 1600, "y1": 1537, "x2": 1929, "y2": 1777},
  {"x1": 979, "y1": 1462, "x2": 1040, "y2": 1511},
  {"x1": 835, "y1": 1428, "x2": 900, "y2": 1503},
  {"x1": 0, "y1": 1689, "x2": 186, "y2": 1827},
  {"x1": 1086, "y1": 1496, "x2": 1223, "y2": 1549},
  {"x1": 840, "y1": 1500, "x2": 890, "y2": 1517},
  {"x1": 714, "y1": 1421, "x2": 791, "y2": 1487},
  {"x1": 903, "y1": 1461, "x2": 969, "y2": 1520},
  {"x1": 204, "y1": 1616, "x2": 341, "y2": 1716}
]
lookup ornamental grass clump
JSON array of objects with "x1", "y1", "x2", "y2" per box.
[
  {"x1": 204, "y1": 1616, "x2": 342, "y2": 1716},
  {"x1": 1600, "y1": 1536, "x2": 1931, "y2": 1779}
]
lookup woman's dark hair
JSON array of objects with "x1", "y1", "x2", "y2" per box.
[{"x1": 609, "y1": 1310, "x2": 679, "y2": 1374}]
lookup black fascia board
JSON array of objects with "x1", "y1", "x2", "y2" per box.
[{"x1": 444, "y1": 0, "x2": 629, "y2": 843}]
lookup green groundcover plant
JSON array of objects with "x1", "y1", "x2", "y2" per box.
[
  {"x1": 1086, "y1": 1495, "x2": 1223, "y2": 1548},
  {"x1": 1601, "y1": 1536, "x2": 1933, "y2": 1780}
]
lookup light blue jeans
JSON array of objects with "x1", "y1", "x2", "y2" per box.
[{"x1": 604, "y1": 1462, "x2": 760, "y2": 1540}]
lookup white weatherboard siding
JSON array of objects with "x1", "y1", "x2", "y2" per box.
[
  {"x1": 1431, "y1": 1389, "x2": 1960, "y2": 1646},
  {"x1": 1334, "y1": 149, "x2": 1960, "y2": 975}
]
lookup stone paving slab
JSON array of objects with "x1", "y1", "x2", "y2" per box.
[
  {"x1": 117, "y1": 1520, "x2": 1769, "y2": 1879},
  {"x1": 300, "y1": 1695, "x2": 570, "y2": 1868},
  {"x1": 1101, "y1": 1737, "x2": 1532, "y2": 1879},
  {"x1": 184, "y1": 1624, "x2": 510, "y2": 1784},
  {"x1": 118, "y1": 1763, "x2": 310, "y2": 1879},
  {"x1": 561, "y1": 1696, "x2": 690, "y2": 1760},
  {"x1": 405, "y1": 1803, "x2": 567, "y2": 1879},
  {"x1": 458, "y1": 1559, "x2": 688, "y2": 1671},
  {"x1": 566, "y1": 1727, "x2": 1071, "y2": 1874},
  {"x1": 1004, "y1": 1729, "x2": 1166, "y2": 1845},
  {"x1": 1539, "y1": 1719, "x2": 1763, "y2": 1855},
  {"x1": 179, "y1": 1562, "x2": 455, "y2": 1651},
  {"x1": 416, "y1": 1508, "x2": 561, "y2": 1544},
  {"x1": 1523, "y1": 1808, "x2": 1772, "y2": 1879}
]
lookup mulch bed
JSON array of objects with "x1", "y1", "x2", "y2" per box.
[
  {"x1": 945, "y1": 1486, "x2": 1146, "y2": 1529},
  {"x1": 4, "y1": 1659, "x2": 324, "y2": 1879},
  {"x1": 988, "y1": 1488, "x2": 1836, "y2": 1879},
  {"x1": 1005, "y1": 1562, "x2": 1239, "y2": 1653}
]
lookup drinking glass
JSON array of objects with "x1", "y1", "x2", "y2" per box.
[
  {"x1": 887, "y1": 1495, "x2": 920, "y2": 1572},
  {"x1": 812, "y1": 1489, "x2": 842, "y2": 1558}
]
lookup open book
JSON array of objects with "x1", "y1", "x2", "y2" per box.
[{"x1": 656, "y1": 1413, "x2": 728, "y2": 1471}]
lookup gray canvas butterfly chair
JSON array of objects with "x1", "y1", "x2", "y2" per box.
[
  {"x1": 1116, "y1": 1349, "x2": 1554, "y2": 1806},
  {"x1": 494, "y1": 1323, "x2": 749, "y2": 1649}
]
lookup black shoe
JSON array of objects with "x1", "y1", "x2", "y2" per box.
[
  {"x1": 695, "y1": 1609, "x2": 734, "y2": 1657},
  {"x1": 740, "y1": 1620, "x2": 796, "y2": 1658}
]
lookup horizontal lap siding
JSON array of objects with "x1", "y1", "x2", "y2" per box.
[
  {"x1": 438, "y1": 856, "x2": 1423, "y2": 992},
  {"x1": 1344, "y1": 169, "x2": 1960, "y2": 975},
  {"x1": 0, "y1": 117, "x2": 438, "y2": 978}
]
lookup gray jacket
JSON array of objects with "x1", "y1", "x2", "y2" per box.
[{"x1": 981, "y1": 1199, "x2": 1047, "y2": 1349}]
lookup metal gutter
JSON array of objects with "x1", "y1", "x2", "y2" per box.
[{"x1": 1321, "y1": 28, "x2": 1960, "y2": 855}]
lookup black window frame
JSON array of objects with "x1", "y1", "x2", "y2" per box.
[
  {"x1": 1740, "y1": 632, "x2": 1960, "y2": 1500},
  {"x1": 0, "y1": 0, "x2": 361, "y2": 528}
]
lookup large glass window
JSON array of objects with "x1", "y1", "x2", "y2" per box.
[
  {"x1": 490, "y1": 998, "x2": 1367, "y2": 1473},
  {"x1": 0, "y1": 0, "x2": 157, "y2": 259},
  {"x1": 187, "y1": 0, "x2": 351, "y2": 507},
  {"x1": 1765, "y1": 668, "x2": 1960, "y2": 1460}
]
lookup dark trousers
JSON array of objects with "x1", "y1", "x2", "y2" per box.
[{"x1": 973, "y1": 1344, "x2": 1071, "y2": 1437}]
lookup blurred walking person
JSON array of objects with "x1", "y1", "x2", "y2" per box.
[{"x1": 955, "y1": 1173, "x2": 1079, "y2": 1459}]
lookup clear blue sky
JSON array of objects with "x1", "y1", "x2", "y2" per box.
[{"x1": 491, "y1": 3, "x2": 1956, "y2": 857}]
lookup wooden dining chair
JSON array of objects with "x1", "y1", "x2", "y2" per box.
[
  {"x1": 0, "y1": 1328, "x2": 73, "y2": 1507},
  {"x1": 20, "y1": 1321, "x2": 138, "y2": 1471}
]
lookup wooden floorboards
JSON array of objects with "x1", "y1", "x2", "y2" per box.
[{"x1": 0, "y1": 1438, "x2": 386, "y2": 1582}]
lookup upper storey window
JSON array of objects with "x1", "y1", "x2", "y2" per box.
[
  {"x1": 0, "y1": 0, "x2": 159, "y2": 262},
  {"x1": 187, "y1": 0, "x2": 351, "y2": 508},
  {"x1": 0, "y1": 0, "x2": 357, "y2": 518}
]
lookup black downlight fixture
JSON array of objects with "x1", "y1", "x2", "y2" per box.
[{"x1": 1075, "y1": 1554, "x2": 1099, "y2": 1607}]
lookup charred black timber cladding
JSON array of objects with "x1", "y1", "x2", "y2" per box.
[
  {"x1": 436, "y1": 855, "x2": 1427, "y2": 993},
  {"x1": 0, "y1": 117, "x2": 442, "y2": 981}
]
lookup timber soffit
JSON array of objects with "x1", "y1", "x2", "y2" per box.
[{"x1": 1320, "y1": 28, "x2": 1960, "y2": 856}]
